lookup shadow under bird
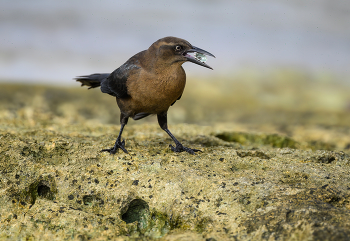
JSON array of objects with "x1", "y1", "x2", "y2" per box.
[{"x1": 75, "y1": 36, "x2": 215, "y2": 154}]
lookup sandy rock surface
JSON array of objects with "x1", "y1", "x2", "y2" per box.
[
  {"x1": 1, "y1": 122, "x2": 350, "y2": 241},
  {"x1": 0, "y1": 84, "x2": 350, "y2": 240}
]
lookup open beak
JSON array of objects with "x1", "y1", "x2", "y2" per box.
[{"x1": 184, "y1": 46, "x2": 216, "y2": 70}]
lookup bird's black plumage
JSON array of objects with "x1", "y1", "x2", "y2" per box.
[
  {"x1": 76, "y1": 73, "x2": 109, "y2": 89},
  {"x1": 102, "y1": 55, "x2": 141, "y2": 98}
]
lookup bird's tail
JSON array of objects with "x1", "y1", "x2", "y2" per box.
[{"x1": 75, "y1": 73, "x2": 110, "y2": 89}]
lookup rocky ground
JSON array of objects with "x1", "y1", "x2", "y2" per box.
[{"x1": 0, "y1": 81, "x2": 350, "y2": 240}]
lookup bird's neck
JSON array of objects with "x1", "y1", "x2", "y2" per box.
[{"x1": 143, "y1": 50, "x2": 186, "y2": 85}]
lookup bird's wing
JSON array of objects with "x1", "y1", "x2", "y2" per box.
[
  {"x1": 133, "y1": 112, "x2": 151, "y2": 120},
  {"x1": 100, "y1": 55, "x2": 142, "y2": 99}
]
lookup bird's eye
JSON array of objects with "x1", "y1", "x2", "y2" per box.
[{"x1": 175, "y1": 45, "x2": 182, "y2": 51}]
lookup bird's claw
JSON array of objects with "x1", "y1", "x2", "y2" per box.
[
  {"x1": 169, "y1": 143, "x2": 201, "y2": 155},
  {"x1": 101, "y1": 139, "x2": 128, "y2": 154}
]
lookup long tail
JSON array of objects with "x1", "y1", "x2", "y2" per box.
[{"x1": 75, "y1": 73, "x2": 110, "y2": 89}]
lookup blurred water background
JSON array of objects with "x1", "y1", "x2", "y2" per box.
[
  {"x1": 1, "y1": 0, "x2": 350, "y2": 83},
  {"x1": 1, "y1": 0, "x2": 350, "y2": 137}
]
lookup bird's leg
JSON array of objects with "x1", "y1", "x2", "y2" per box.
[
  {"x1": 101, "y1": 114, "x2": 129, "y2": 154},
  {"x1": 157, "y1": 112, "x2": 201, "y2": 155}
]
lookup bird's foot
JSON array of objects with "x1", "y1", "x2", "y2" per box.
[
  {"x1": 101, "y1": 139, "x2": 128, "y2": 154},
  {"x1": 169, "y1": 143, "x2": 201, "y2": 155}
]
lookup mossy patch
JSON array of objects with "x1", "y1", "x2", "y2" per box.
[
  {"x1": 216, "y1": 131, "x2": 339, "y2": 152},
  {"x1": 215, "y1": 132, "x2": 299, "y2": 149}
]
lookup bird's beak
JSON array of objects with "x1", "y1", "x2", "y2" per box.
[{"x1": 184, "y1": 46, "x2": 216, "y2": 70}]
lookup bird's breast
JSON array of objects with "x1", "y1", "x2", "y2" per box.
[{"x1": 126, "y1": 68, "x2": 186, "y2": 114}]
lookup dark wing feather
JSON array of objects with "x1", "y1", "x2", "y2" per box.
[
  {"x1": 75, "y1": 73, "x2": 109, "y2": 89},
  {"x1": 171, "y1": 94, "x2": 182, "y2": 106},
  {"x1": 100, "y1": 54, "x2": 142, "y2": 99},
  {"x1": 133, "y1": 112, "x2": 151, "y2": 120}
]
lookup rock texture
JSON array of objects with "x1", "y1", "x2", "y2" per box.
[{"x1": 0, "y1": 84, "x2": 350, "y2": 240}]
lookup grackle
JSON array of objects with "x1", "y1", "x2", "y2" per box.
[{"x1": 75, "y1": 36, "x2": 215, "y2": 155}]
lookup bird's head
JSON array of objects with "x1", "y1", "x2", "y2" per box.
[{"x1": 149, "y1": 36, "x2": 215, "y2": 70}]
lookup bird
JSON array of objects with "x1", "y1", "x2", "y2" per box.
[{"x1": 75, "y1": 36, "x2": 215, "y2": 155}]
